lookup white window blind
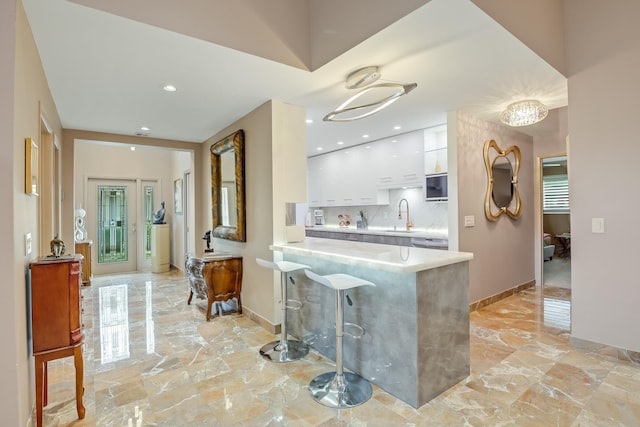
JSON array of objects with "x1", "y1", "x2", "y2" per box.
[{"x1": 543, "y1": 174, "x2": 569, "y2": 214}]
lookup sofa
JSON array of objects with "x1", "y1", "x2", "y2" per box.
[{"x1": 543, "y1": 234, "x2": 555, "y2": 261}]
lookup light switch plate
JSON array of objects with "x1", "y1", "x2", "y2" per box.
[
  {"x1": 592, "y1": 218, "x2": 605, "y2": 233},
  {"x1": 25, "y1": 232, "x2": 32, "y2": 255},
  {"x1": 464, "y1": 215, "x2": 475, "y2": 227}
]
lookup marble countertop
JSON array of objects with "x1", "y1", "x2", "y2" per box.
[
  {"x1": 270, "y1": 237, "x2": 472, "y2": 274},
  {"x1": 306, "y1": 226, "x2": 448, "y2": 240}
]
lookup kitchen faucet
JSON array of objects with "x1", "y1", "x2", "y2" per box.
[{"x1": 398, "y1": 198, "x2": 412, "y2": 231}]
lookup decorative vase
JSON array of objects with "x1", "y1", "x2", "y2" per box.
[{"x1": 50, "y1": 234, "x2": 66, "y2": 258}]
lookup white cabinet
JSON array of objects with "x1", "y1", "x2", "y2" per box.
[
  {"x1": 307, "y1": 129, "x2": 425, "y2": 207},
  {"x1": 374, "y1": 131, "x2": 424, "y2": 188},
  {"x1": 424, "y1": 126, "x2": 447, "y2": 175},
  {"x1": 308, "y1": 145, "x2": 389, "y2": 207},
  {"x1": 151, "y1": 224, "x2": 170, "y2": 273}
]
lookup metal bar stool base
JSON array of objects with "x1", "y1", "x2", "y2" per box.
[
  {"x1": 309, "y1": 371, "x2": 372, "y2": 408},
  {"x1": 259, "y1": 339, "x2": 309, "y2": 363}
]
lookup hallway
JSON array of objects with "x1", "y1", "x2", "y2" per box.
[{"x1": 40, "y1": 272, "x2": 640, "y2": 426}]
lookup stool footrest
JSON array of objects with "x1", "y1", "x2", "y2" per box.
[
  {"x1": 285, "y1": 299, "x2": 303, "y2": 310},
  {"x1": 343, "y1": 322, "x2": 365, "y2": 339}
]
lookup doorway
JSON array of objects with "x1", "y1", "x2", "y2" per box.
[
  {"x1": 88, "y1": 179, "x2": 138, "y2": 274},
  {"x1": 540, "y1": 155, "x2": 571, "y2": 289}
]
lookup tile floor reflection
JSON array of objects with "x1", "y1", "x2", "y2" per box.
[{"x1": 41, "y1": 272, "x2": 640, "y2": 426}]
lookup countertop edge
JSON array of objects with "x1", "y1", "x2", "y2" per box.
[{"x1": 270, "y1": 239, "x2": 472, "y2": 274}]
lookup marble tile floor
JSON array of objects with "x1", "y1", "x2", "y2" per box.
[{"x1": 40, "y1": 272, "x2": 640, "y2": 426}]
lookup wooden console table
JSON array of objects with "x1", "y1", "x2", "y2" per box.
[
  {"x1": 30, "y1": 256, "x2": 85, "y2": 427},
  {"x1": 75, "y1": 240, "x2": 92, "y2": 286},
  {"x1": 186, "y1": 254, "x2": 243, "y2": 320}
]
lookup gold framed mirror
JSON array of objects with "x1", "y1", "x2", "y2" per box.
[
  {"x1": 483, "y1": 139, "x2": 521, "y2": 221},
  {"x1": 211, "y1": 130, "x2": 245, "y2": 241}
]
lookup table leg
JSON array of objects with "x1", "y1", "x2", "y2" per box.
[
  {"x1": 35, "y1": 356, "x2": 44, "y2": 427},
  {"x1": 43, "y1": 361, "x2": 48, "y2": 406},
  {"x1": 73, "y1": 345, "x2": 86, "y2": 419}
]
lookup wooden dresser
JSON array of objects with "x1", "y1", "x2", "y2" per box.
[
  {"x1": 75, "y1": 240, "x2": 92, "y2": 286},
  {"x1": 30, "y1": 255, "x2": 85, "y2": 427},
  {"x1": 185, "y1": 254, "x2": 243, "y2": 320}
]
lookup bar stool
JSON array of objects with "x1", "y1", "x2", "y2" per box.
[
  {"x1": 304, "y1": 269, "x2": 375, "y2": 408},
  {"x1": 256, "y1": 258, "x2": 311, "y2": 362}
]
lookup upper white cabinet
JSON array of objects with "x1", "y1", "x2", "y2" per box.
[
  {"x1": 374, "y1": 131, "x2": 424, "y2": 188},
  {"x1": 307, "y1": 130, "x2": 424, "y2": 207},
  {"x1": 424, "y1": 125, "x2": 447, "y2": 175},
  {"x1": 308, "y1": 146, "x2": 389, "y2": 207}
]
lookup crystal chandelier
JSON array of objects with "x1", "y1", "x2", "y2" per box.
[{"x1": 500, "y1": 100, "x2": 548, "y2": 127}]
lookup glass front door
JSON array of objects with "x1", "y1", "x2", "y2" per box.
[{"x1": 89, "y1": 179, "x2": 137, "y2": 274}]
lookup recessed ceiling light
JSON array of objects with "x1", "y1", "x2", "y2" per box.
[
  {"x1": 162, "y1": 84, "x2": 177, "y2": 92},
  {"x1": 392, "y1": 140, "x2": 397, "y2": 143},
  {"x1": 345, "y1": 151, "x2": 350, "y2": 154},
  {"x1": 130, "y1": 146, "x2": 136, "y2": 151},
  {"x1": 140, "y1": 126, "x2": 150, "y2": 131},
  {"x1": 362, "y1": 134, "x2": 370, "y2": 138},
  {"x1": 306, "y1": 119, "x2": 313, "y2": 124},
  {"x1": 394, "y1": 125, "x2": 402, "y2": 130},
  {"x1": 365, "y1": 146, "x2": 371, "y2": 149},
  {"x1": 337, "y1": 141, "x2": 344, "y2": 145},
  {"x1": 316, "y1": 147, "x2": 324, "y2": 151}
]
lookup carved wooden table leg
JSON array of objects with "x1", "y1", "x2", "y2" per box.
[{"x1": 73, "y1": 345, "x2": 86, "y2": 419}]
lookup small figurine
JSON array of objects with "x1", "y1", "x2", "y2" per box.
[
  {"x1": 203, "y1": 230, "x2": 212, "y2": 251},
  {"x1": 50, "y1": 234, "x2": 65, "y2": 258},
  {"x1": 152, "y1": 201, "x2": 166, "y2": 224}
]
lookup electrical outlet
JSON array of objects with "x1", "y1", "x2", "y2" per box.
[{"x1": 25, "y1": 233, "x2": 32, "y2": 256}]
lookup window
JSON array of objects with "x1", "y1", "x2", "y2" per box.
[{"x1": 543, "y1": 174, "x2": 569, "y2": 214}]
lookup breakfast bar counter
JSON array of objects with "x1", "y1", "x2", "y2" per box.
[{"x1": 270, "y1": 237, "x2": 473, "y2": 408}]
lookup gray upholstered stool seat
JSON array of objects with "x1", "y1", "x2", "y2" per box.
[
  {"x1": 256, "y1": 258, "x2": 311, "y2": 362},
  {"x1": 304, "y1": 269, "x2": 375, "y2": 408}
]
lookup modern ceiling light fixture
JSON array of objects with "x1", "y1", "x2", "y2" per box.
[
  {"x1": 324, "y1": 66, "x2": 417, "y2": 122},
  {"x1": 500, "y1": 99, "x2": 548, "y2": 127}
]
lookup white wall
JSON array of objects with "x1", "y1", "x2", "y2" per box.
[
  {"x1": 201, "y1": 100, "x2": 306, "y2": 326},
  {"x1": 454, "y1": 112, "x2": 535, "y2": 302},
  {"x1": 565, "y1": 0, "x2": 640, "y2": 352},
  {"x1": 5, "y1": 1, "x2": 64, "y2": 423},
  {"x1": 1, "y1": 0, "x2": 19, "y2": 423}
]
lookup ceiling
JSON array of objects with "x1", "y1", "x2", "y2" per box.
[{"x1": 23, "y1": 0, "x2": 567, "y2": 157}]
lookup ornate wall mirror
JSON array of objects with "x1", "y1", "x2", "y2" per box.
[
  {"x1": 211, "y1": 130, "x2": 245, "y2": 241},
  {"x1": 483, "y1": 139, "x2": 521, "y2": 221}
]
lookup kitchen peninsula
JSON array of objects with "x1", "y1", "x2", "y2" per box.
[{"x1": 270, "y1": 237, "x2": 473, "y2": 408}]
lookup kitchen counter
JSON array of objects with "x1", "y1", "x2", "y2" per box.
[
  {"x1": 270, "y1": 237, "x2": 473, "y2": 408},
  {"x1": 305, "y1": 226, "x2": 449, "y2": 249},
  {"x1": 271, "y1": 237, "x2": 470, "y2": 274}
]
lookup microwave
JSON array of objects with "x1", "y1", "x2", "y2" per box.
[{"x1": 425, "y1": 173, "x2": 448, "y2": 201}]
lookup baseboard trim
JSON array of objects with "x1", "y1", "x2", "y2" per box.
[
  {"x1": 570, "y1": 336, "x2": 640, "y2": 367},
  {"x1": 469, "y1": 280, "x2": 536, "y2": 312},
  {"x1": 242, "y1": 306, "x2": 279, "y2": 335}
]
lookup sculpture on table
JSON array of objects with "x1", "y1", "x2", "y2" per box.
[
  {"x1": 152, "y1": 201, "x2": 166, "y2": 224},
  {"x1": 203, "y1": 230, "x2": 213, "y2": 252},
  {"x1": 50, "y1": 234, "x2": 65, "y2": 258},
  {"x1": 74, "y1": 208, "x2": 88, "y2": 242}
]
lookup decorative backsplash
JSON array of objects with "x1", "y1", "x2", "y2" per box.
[{"x1": 317, "y1": 188, "x2": 448, "y2": 238}]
